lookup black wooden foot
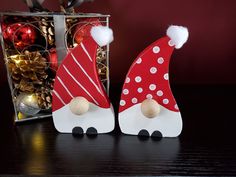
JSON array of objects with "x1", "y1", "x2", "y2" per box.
[
  {"x1": 138, "y1": 129, "x2": 149, "y2": 140},
  {"x1": 151, "y1": 131, "x2": 163, "y2": 140},
  {"x1": 86, "y1": 127, "x2": 98, "y2": 136},
  {"x1": 72, "y1": 127, "x2": 84, "y2": 137}
]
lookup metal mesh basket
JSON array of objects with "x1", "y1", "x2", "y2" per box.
[{"x1": 0, "y1": 12, "x2": 110, "y2": 122}]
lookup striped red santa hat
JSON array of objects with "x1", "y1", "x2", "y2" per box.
[
  {"x1": 52, "y1": 25, "x2": 114, "y2": 135},
  {"x1": 118, "y1": 25, "x2": 189, "y2": 138}
]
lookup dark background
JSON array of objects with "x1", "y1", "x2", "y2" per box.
[
  {"x1": 1, "y1": 1, "x2": 236, "y2": 175},
  {"x1": 0, "y1": 0, "x2": 236, "y2": 86}
]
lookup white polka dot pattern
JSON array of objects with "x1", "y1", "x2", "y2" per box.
[
  {"x1": 120, "y1": 100, "x2": 126, "y2": 106},
  {"x1": 131, "y1": 98, "x2": 138, "y2": 104},
  {"x1": 164, "y1": 73, "x2": 169, "y2": 80},
  {"x1": 146, "y1": 94, "x2": 153, "y2": 99},
  {"x1": 123, "y1": 89, "x2": 129, "y2": 95},
  {"x1": 149, "y1": 84, "x2": 156, "y2": 91},
  {"x1": 135, "y1": 76, "x2": 142, "y2": 83},
  {"x1": 168, "y1": 40, "x2": 175, "y2": 47},
  {"x1": 174, "y1": 104, "x2": 179, "y2": 110},
  {"x1": 156, "y1": 90, "x2": 163, "y2": 96},
  {"x1": 137, "y1": 87, "x2": 143, "y2": 93},
  {"x1": 136, "y1": 58, "x2": 142, "y2": 64},
  {"x1": 150, "y1": 67, "x2": 157, "y2": 74},
  {"x1": 157, "y1": 57, "x2": 164, "y2": 64},
  {"x1": 163, "y1": 99, "x2": 169, "y2": 104},
  {"x1": 119, "y1": 36, "x2": 180, "y2": 113},
  {"x1": 125, "y1": 77, "x2": 130, "y2": 83},
  {"x1": 153, "y1": 46, "x2": 160, "y2": 53}
]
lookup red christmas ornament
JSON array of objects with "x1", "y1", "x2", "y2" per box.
[
  {"x1": 2, "y1": 23, "x2": 37, "y2": 50},
  {"x1": 49, "y1": 49, "x2": 58, "y2": 72},
  {"x1": 74, "y1": 18, "x2": 101, "y2": 44}
]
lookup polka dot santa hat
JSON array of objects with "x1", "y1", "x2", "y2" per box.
[{"x1": 118, "y1": 25, "x2": 189, "y2": 138}]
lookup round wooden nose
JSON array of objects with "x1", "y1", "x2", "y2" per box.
[
  {"x1": 69, "y1": 97, "x2": 89, "y2": 115},
  {"x1": 141, "y1": 99, "x2": 160, "y2": 118}
]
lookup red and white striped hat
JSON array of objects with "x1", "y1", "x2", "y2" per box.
[
  {"x1": 52, "y1": 25, "x2": 115, "y2": 134},
  {"x1": 119, "y1": 25, "x2": 189, "y2": 138}
]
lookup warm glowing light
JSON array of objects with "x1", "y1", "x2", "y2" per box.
[
  {"x1": 32, "y1": 132, "x2": 45, "y2": 152},
  {"x1": 73, "y1": 43, "x2": 78, "y2": 47},
  {"x1": 10, "y1": 55, "x2": 21, "y2": 64},
  {"x1": 10, "y1": 55, "x2": 18, "y2": 59},
  {"x1": 27, "y1": 95, "x2": 34, "y2": 102},
  {"x1": 7, "y1": 28, "x2": 12, "y2": 33},
  {"x1": 27, "y1": 29, "x2": 31, "y2": 34},
  {"x1": 18, "y1": 112, "x2": 25, "y2": 120},
  {"x1": 14, "y1": 60, "x2": 21, "y2": 64},
  {"x1": 25, "y1": 132, "x2": 47, "y2": 175}
]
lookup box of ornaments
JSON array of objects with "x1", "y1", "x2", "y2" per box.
[{"x1": 0, "y1": 12, "x2": 111, "y2": 122}]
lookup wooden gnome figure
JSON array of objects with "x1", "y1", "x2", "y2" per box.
[
  {"x1": 118, "y1": 25, "x2": 189, "y2": 138},
  {"x1": 52, "y1": 25, "x2": 114, "y2": 136}
]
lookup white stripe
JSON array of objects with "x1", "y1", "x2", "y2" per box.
[
  {"x1": 53, "y1": 90, "x2": 66, "y2": 105},
  {"x1": 81, "y1": 42, "x2": 92, "y2": 62},
  {"x1": 70, "y1": 53, "x2": 104, "y2": 97},
  {"x1": 57, "y1": 76, "x2": 74, "y2": 99},
  {"x1": 63, "y1": 65, "x2": 99, "y2": 105}
]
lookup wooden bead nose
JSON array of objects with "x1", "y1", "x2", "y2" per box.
[
  {"x1": 69, "y1": 97, "x2": 89, "y2": 115},
  {"x1": 141, "y1": 99, "x2": 160, "y2": 118}
]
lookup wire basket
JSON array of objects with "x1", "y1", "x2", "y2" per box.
[{"x1": 0, "y1": 12, "x2": 110, "y2": 122}]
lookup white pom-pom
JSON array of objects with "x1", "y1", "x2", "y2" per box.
[
  {"x1": 91, "y1": 26, "x2": 114, "y2": 47},
  {"x1": 166, "y1": 25, "x2": 189, "y2": 49}
]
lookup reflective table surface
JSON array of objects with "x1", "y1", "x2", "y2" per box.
[{"x1": 0, "y1": 84, "x2": 236, "y2": 176}]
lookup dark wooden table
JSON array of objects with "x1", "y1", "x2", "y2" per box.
[{"x1": 0, "y1": 83, "x2": 236, "y2": 176}]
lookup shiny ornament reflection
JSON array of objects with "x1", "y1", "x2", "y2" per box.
[
  {"x1": 73, "y1": 18, "x2": 101, "y2": 44},
  {"x1": 16, "y1": 93, "x2": 41, "y2": 116},
  {"x1": 48, "y1": 48, "x2": 58, "y2": 72},
  {"x1": 3, "y1": 23, "x2": 37, "y2": 50}
]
